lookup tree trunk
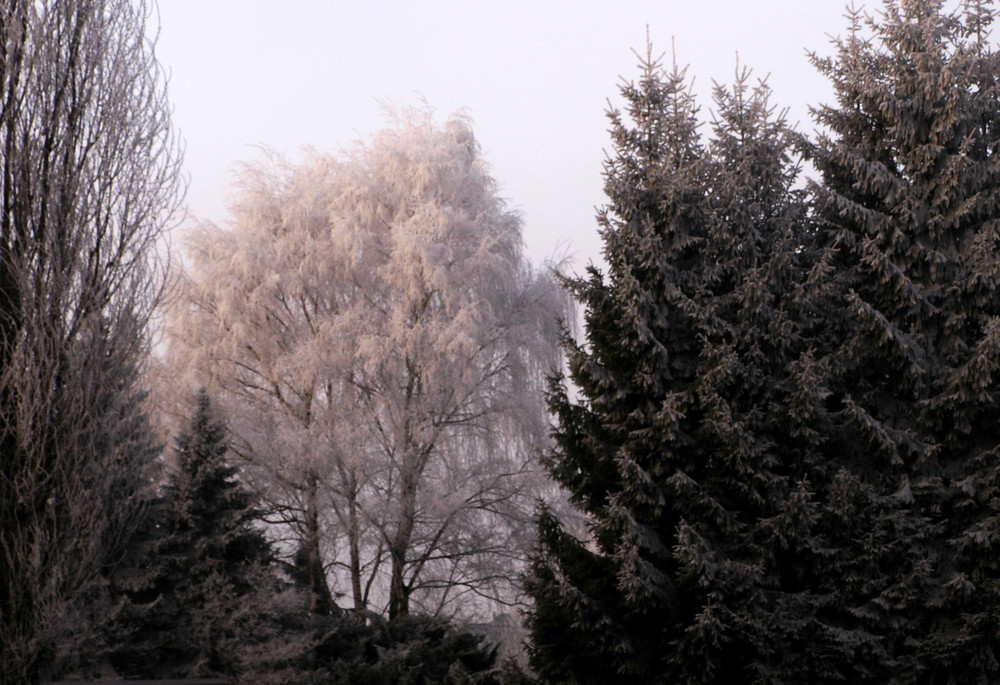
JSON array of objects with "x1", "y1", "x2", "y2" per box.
[
  {"x1": 304, "y1": 475, "x2": 338, "y2": 617},
  {"x1": 347, "y1": 481, "x2": 365, "y2": 617},
  {"x1": 388, "y1": 468, "x2": 417, "y2": 620},
  {"x1": 388, "y1": 546, "x2": 409, "y2": 620}
]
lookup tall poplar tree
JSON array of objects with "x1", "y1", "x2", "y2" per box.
[
  {"x1": 807, "y1": 1, "x2": 1000, "y2": 681},
  {"x1": 525, "y1": 49, "x2": 817, "y2": 683},
  {"x1": 0, "y1": 1, "x2": 181, "y2": 680}
]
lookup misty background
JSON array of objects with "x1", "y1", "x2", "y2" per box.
[{"x1": 154, "y1": 0, "x2": 846, "y2": 267}]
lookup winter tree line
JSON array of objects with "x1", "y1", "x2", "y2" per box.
[{"x1": 4, "y1": 0, "x2": 1000, "y2": 683}]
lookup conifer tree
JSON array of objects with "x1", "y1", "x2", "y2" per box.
[
  {"x1": 525, "y1": 49, "x2": 816, "y2": 683},
  {"x1": 108, "y1": 389, "x2": 276, "y2": 679},
  {"x1": 807, "y1": 1, "x2": 1000, "y2": 681}
]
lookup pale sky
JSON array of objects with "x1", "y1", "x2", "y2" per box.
[{"x1": 153, "y1": 1, "x2": 854, "y2": 271}]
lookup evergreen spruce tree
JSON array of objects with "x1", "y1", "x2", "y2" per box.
[
  {"x1": 108, "y1": 389, "x2": 276, "y2": 679},
  {"x1": 806, "y1": 1, "x2": 1000, "y2": 681},
  {"x1": 525, "y1": 48, "x2": 817, "y2": 684}
]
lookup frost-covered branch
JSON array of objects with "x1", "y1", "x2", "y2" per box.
[{"x1": 168, "y1": 109, "x2": 566, "y2": 621}]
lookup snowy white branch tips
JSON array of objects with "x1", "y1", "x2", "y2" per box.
[{"x1": 169, "y1": 108, "x2": 567, "y2": 619}]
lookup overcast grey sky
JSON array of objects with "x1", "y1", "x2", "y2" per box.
[{"x1": 154, "y1": 1, "x2": 854, "y2": 270}]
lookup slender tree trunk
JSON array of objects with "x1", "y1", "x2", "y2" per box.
[
  {"x1": 304, "y1": 474, "x2": 337, "y2": 617},
  {"x1": 347, "y1": 479, "x2": 365, "y2": 617},
  {"x1": 388, "y1": 547, "x2": 409, "y2": 620},
  {"x1": 388, "y1": 465, "x2": 417, "y2": 620}
]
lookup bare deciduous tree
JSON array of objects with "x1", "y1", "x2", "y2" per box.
[
  {"x1": 169, "y1": 110, "x2": 565, "y2": 620},
  {"x1": 0, "y1": 1, "x2": 182, "y2": 680}
]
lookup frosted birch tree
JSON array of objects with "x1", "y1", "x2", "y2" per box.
[{"x1": 169, "y1": 110, "x2": 565, "y2": 619}]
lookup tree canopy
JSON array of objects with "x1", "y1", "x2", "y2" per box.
[{"x1": 169, "y1": 109, "x2": 567, "y2": 621}]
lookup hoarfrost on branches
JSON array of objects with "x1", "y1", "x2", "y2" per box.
[{"x1": 170, "y1": 108, "x2": 567, "y2": 619}]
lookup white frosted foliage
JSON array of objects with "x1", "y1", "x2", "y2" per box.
[{"x1": 168, "y1": 108, "x2": 566, "y2": 618}]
